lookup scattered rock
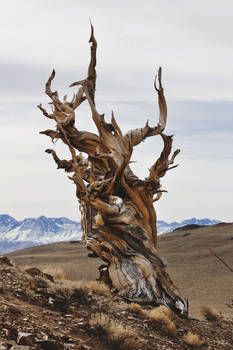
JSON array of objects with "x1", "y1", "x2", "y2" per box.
[
  {"x1": 5, "y1": 304, "x2": 22, "y2": 314},
  {"x1": 2, "y1": 328, "x2": 9, "y2": 337},
  {"x1": 76, "y1": 345, "x2": 91, "y2": 350},
  {"x1": 0, "y1": 281, "x2": 5, "y2": 293},
  {"x1": 7, "y1": 328, "x2": 18, "y2": 341},
  {"x1": 48, "y1": 297, "x2": 54, "y2": 305},
  {"x1": 0, "y1": 252, "x2": 232, "y2": 350},
  {"x1": 0, "y1": 256, "x2": 13, "y2": 266},
  {"x1": 15, "y1": 289, "x2": 24, "y2": 296},
  {"x1": 10, "y1": 346, "x2": 31, "y2": 350},
  {"x1": 0, "y1": 342, "x2": 9, "y2": 350},
  {"x1": 36, "y1": 333, "x2": 49, "y2": 341},
  {"x1": 75, "y1": 321, "x2": 88, "y2": 328},
  {"x1": 25, "y1": 268, "x2": 54, "y2": 283},
  {"x1": 36, "y1": 340, "x2": 63, "y2": 350},
  {"x1": 17, "y1": 332, "x2": 34, "y2": 346},
  {"x1": 64, "y1": 345, "x2": 75, "y2": 350}
]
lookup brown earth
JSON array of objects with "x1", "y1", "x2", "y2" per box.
[
  {"x1": 159, "y1": 223, "x2": 233, "y2": 319},
  {"x1": 7, "y1": 223, "x2": 233, "y2": 319},
  {"x1": 0, "y1": 255, "x2": 233, "y2": 349}
]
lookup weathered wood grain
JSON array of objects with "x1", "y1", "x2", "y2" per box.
[{"x1": 38, "y1": 25, "x2": 188, "y2": 318}]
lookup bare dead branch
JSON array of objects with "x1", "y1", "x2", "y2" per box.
[
  {"x1": 123, "y1": 67, "x2": 167, "y2": 150},
  {"x1": 39, "y1": 129, "x2": 59, "y2": 143},
  {"x1": 37, "y1": 104, "x2": 53, "y2": 119}
]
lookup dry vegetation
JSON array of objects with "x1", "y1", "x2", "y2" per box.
[
  {"x1": 34, "y1": 274, "x2": 50, "y2": 289},
  {"x1": 201, "y1": 306, "x2": 221, "y2": 321},
  {"x1": 122, "y1": 302, "x2": 146, "y2": 315},
  {"x1": 42, "y1": 269, "x2": 111, "y2": 298},
  {"x1": 41, "y1": 262, "x2": 93, "y2": 281},
  {"x1": 152, "y1": 305, "x2": 173, "y2": 319},
  {"x1": 121, "y1": 303, "x2": 177, "y2": 338},
  {"x1": 89, "y1": 313, "x2": 139, "y2": 350},
  {"x1": 86, "y1": 280, "x2": 111, "y2": 297},
  {"x1": 42, "y1": 266, "x2": 66, "y2": 281},
  {"x1": 182, "y1": 331, "x2": 204, "y2": 348},
  {"x1": 24, "y1": 287, "x2": 36, "y2": 300},
  {"x1": 148, "y1": 306, "x2": 177, "y2": 337},
  {"x1": 1, "y1": 255, "x2": 233, "y2": 349}
]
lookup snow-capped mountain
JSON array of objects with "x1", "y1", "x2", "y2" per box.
[
  {"x1": 0, "y1": 215, "x2": 82, "y2": 254},
  {"x1": 157, "y1": 217, "x2": 221, "y2": 234},
  {"x1": 0, "y1": 214, "x2": 221, "y2": 254}
]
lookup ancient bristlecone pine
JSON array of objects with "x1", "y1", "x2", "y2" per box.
[{"x1": 38, "y1": 26, "x2": 188, "y2": 317}]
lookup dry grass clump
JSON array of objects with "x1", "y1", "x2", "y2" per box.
[
  {"x1": 49, "y1": 283, "x2": 72, "y2": 299},
  {"x1": 122, "y1": 302, "x2": 147, "y2": 316},
  {"x1": 87, "y1": 281, "x2": 111, "y2": 297},
  {"x1": 89, "y1": 313, "x2": 110, "y2": 336},
  {"x1": 48, "y1": 279, "x2": 89, "y2": 306},
  {"x1": 62, "y1": 261, "x2": 99, "y2": 281},
  {"x1": 25, "y1": 288, "x2": 36, "y2": 300},
  {"x1": 42, "y1": 266, "x2": 66, "y2": 281},
  {"x1": 201, "y1": 306, "x2": 220, "y2": 321},
  {"x1": 53, "y1": 279, "x2": 86, "y2": 290},
  {"x1": 182, "y1": 332, "x2": 203, "y2": 348},
  {"x1": 41, "y1": 262, "x2": 99, "y2": 281},
  {"x1": 155, "y1": 305, "x2": 173, "y2": 319},
  {"x1": 148, "y1": 307, "x2": 177, "y2": 337},
  {"x1": 89, "y1": 313, "x2": 139, "y2": 349},
  {"x1": 45, "y1": 276, "x2": 87, "y2": 297},
  {"x1": 41, "y1": 266, "x2": 112, "y2": 298},
  {"x1": 34, "y1": 275, "x2": 50, "y2": 288}
]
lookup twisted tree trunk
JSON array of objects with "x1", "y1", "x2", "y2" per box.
[{"x1": 38, "y1": 26, "x2": 188, "y2": 318}]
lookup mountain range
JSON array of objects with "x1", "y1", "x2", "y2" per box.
[
  {"x1": 0, "y1": 215, "x2": 82, "y2": 254},
  {"x1": 0, "y1": 214, "x2": 221, "y2": 254}
]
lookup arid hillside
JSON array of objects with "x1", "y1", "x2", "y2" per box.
[
  {"x1": 0, "y1": 254, "x2": 233, "y2": 349},
  {"x1": 7, "y1": 223, "x2": 233, "y2": 319}
]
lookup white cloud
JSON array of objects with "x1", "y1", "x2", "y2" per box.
[{"x1": 0, "y1": 0, "x2": 232, "y2": 222}]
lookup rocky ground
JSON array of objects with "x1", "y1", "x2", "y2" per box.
[{"x1": 0, "y1": 256, "x2": 232, "y2": 350}]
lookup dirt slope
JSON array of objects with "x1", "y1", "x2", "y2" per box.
[
  {"x1": 159, "y1": 223, "x2": 233, "y2": 318},
  {"x1": 7, "y1": 223, "x2": 233, "y2": 319},
  {"x1": 0, "y1": 255, "x2": 233, "y2": 349}
]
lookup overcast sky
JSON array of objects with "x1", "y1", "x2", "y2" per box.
[{"x1": 0, "y1": 0, "x2": 232, "y2": 223}]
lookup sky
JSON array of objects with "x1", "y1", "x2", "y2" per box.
[{"x1": 0, "y1": 0, "x2": 232, "y2": 223}]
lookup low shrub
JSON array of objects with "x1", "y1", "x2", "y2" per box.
[
  {"x1": 34, "y1": 275, "x2": 50, "y2": 288},
  {"x1": 42, "y1": 266, "x2": 66, "y2": 281},
  {"x1": 49, "y1": 280, "x2": 89, "y2": 305},
  {"x1": 87, "y1": 281, "x2": 111, "y2": 297},
  {"x1": 201, "y1": 306, "x2": 220, "y2": 321},
  {"x1": 148, "y1": 307, "x2": 177, "y2": 337},
  {"x1": 182, "y1": 331, "x2": 204, "y2": 348},
  {"x1": 121, "y1": 302, "x2": 146, "y2": 316},
  {"x1": 89, "y1": 313, "x2": 139, "y2": 349},
  {"x1": 25, "y1": 288, "x2": 36, "y2": 300}
]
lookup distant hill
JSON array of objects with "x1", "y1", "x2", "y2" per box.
[{"x1": 0, "y1": 214, "x2": 221, "y2": 254}]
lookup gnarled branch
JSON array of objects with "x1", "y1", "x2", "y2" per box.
[{"x1": 38, "y1": 25, "x2": 188, "y2": 318}]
